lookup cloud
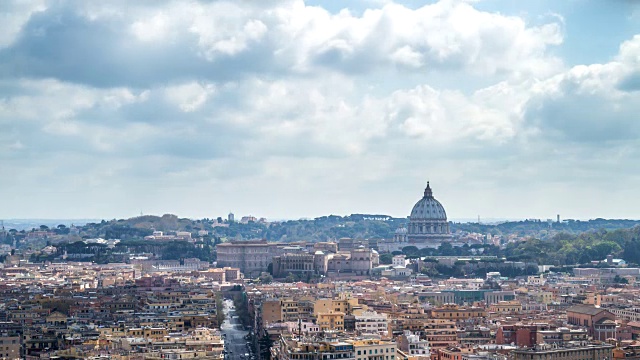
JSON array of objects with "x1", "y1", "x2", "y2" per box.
[
  {"x1": 1, "y1": 0, "x2": 640, "y2": 219},
  {"x1": 0, "y1": 0, "x2": 562, "y2": 87},
  {"x1": 523, "y1": 35, "x2": 640, "y2": 144}
]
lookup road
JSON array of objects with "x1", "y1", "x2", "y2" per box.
[{"x1": 221, "y1": 299, "x2": 253, "y2": 360}]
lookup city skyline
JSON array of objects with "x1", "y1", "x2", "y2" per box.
[{"x1": 2, "y1": 0, "x2": 640, "y2": 220}]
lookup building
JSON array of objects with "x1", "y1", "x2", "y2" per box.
[
  {"x1": 407, "y1": 182, "x2": 452, "y2": 247},
  {"x1": 272, "y1": 253, "x2": 315, "y2": 278},
  {"x1": 423, "y1": 319, "x2": 458, "y2": 349},
  {"x1": 272, "y1": 339, "x2": 355, "y2": 360},
  {"x1": 393, "y1": 255, "x2": 407, "y2": 267},
  {"x1": 496, "y1": 324, "x2": 546, "y2": 347},
  {"x1": 511, "y1": 343, "x2": 614, "y2": 360},
  {"x1": 354, "y1": 311, "x2": 389, "y2": 336},
  {"x1": 0, "y1": 334, "x2": 20, "y2": 359},
  {"x1": 566, "y1": 305, "x2": 616, "y2": 341},
  {"x1": 438, "y1": 346, "x2": 473, "y2": 360},
  {"x1": 398, "y1": 331, "x2": 430, "y2": 358},
  {"x1": 349, "y1": 339, "x2": 397, "y2": 360},
  {"x1": 317, "y1": 312, "x2": 345, "y2": 331},
  {"x1": 216, "y1": 240, "x2": 278, "y2": 277},
  {"x1": 488, "y1": 301, "x2": 522, "y2": 314},
  {"x1": 325, "y1": 247, "x2": 376, "y2": 276},
  {"x1": 431, "y1": 304, "x2": 486, "y2": 321},
  {"x1": 314, "y1": 299, "x2": 351, "y2": 316},
  {"x1": 614, "y1": 344, "x2": 640, "y2": 359}
]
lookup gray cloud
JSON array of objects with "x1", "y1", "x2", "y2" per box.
[{"x1": 2, "y1": 0, "x2": 640, "y2": 220}]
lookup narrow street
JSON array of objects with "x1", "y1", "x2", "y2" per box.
[{"x1": 221, "y1": 299, "x2": 254, "y2": 360}]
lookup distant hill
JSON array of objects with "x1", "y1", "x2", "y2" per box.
[{"x1": 67, "y1": 214, "x2": 640, "y2": 243}]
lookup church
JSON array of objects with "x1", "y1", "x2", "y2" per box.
[
  {"x1": 380, "y1": 182, "x2": 453, "y2": 252},
  {"x1": 406, "y1": 181, "x2": 452, "y2": 244}
]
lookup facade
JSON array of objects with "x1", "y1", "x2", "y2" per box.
[
  {"x1": 272, "y1": 339, "x2": 355, "y2": 360},
  {"x1": 325, "y1": 247, "x2": 375, "y2": 276},
  {"x1": 317, "y1": 312, "x2": 345, "y2": 331},
  {"x1": 0, "y1": 334, "x2": 20, "y2": 359},
  {"x1": 566, "y1": 305, "x2": 616, "y2": 341},
  {"x1": 272, "y1": 253, "x2": 315, "y2": 278},
  {"x1": 398, "y1": 331, "x2": 430, "y2": 358},
  {"x1": 349, "y1": 339, "x2": 397, "y2": 360},
  {"x1": 431, "y1": 305, "x2": 486, "y2": 320},
  {"x1": 423, "y1": 319, "x2": 458, "y2": 349},
  {"x1": 392, "y1": 255, "x2": 407, "y2": 267},
  {"x1": 354, "y1": 311, "x2": 388, "y2": 336},
  {"x1": 511, "y1": 344, "x2": 614, "y2": 360},
  {"x1": 216, "y1": 240, "x2": 278, "y2": 277},
  {"x1": 407, "y1": 182, "x2": 452, "y2": 247},
  {"x1": 314, "y1": 299, "x2": 351, "y2": 316},
  {"x1": 488, "y1": 301, "x2": 523, "y2": 314},
  {"x1": 438, "y1": 346, "x2": 474, "y2": 360}
]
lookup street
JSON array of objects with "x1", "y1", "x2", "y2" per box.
[{"x1": 221, "y1": 299, "x2": 254, "y2": 360}]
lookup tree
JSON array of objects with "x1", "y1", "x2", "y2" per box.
[
  {"x1": 402, "y1": 246, "x2": 419, "y2": 256},
  {"x1": 379, "y1": 253, "x2": 393, "y2": 265},
  {"x1": 613, "y1": 275, "x2": 629, "y2": 284},
  {"x1": 259, "y1": 273, "x2": 273, "y2": 284}
]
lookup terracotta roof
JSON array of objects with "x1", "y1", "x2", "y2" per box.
[{"x1": 566, "y1": 305, "x2": 607, "y2": 316}]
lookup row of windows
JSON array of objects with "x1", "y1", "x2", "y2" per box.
[{"x1": 356, "y1": 348, "x2": 395, "y2": 355}]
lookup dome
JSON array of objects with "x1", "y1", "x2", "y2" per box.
[{"x1": 409, "y1": 182, "x2": 447, "y2": 220}]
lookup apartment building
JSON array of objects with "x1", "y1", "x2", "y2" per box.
[
  {"x1": 355, "y1": 311, "x2": 389, "y2": 336},
  {"x1": 431, "y1": 304, "x2": 486, "y2": 321},
  {"x1": 350, "y1": 339, "x2": 398, "y2": 360},
  {"x1": 511, "y1": 343, "x2": 614, "y2": 360}
]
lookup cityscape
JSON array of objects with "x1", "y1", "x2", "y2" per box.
[
  {"x1": 3, "y1": 1, "x2": 640, "y2": 360},
  {"x1": 1, "y1": 183, "x2": 640, "y2": 359}
]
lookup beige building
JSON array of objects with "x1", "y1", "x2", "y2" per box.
[
  {"x1": 0, "y1": 334, "x2": 20, "y2": 359},
  {"x1": 317, "y1": 312, "x2": 345, "y2": 331},
  {"x1": 262, "y1": 300, "x2": 284, "y2": 326},
  {"x1": 216, "y1": 240, "x2": 279, "y2": 277},
  {"x1": 423, "y1": 319, "x2": 458, "y2": 349},
  {"x1": 348, "y1": 339, "x2": 398, "y2": 360},
  {"x1": 488, "y1": 300, "x2": 523, "y2": 314},
  {"x1": 326, "y1": 247, "x2": 376, "y2": 276},
  {"x1": 511, "y1": 343, "x2": 614, "y2": 360},
  {"x1": 431, "y1": 304, "x2": 486, "y2": 320},
  {"x1": 314, "y1": 298, "x2": 354, "y2": 316},
  {"x1": 272, "y1": 253, "x2": 315, "y2": 278}
]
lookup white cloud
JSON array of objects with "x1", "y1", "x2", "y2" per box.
[
  {"x1": 3, "y1": 0, "x2": 640, "y2": 219},
  {"x1": 164, "y1": 82, "x2": 215, "y2": 112},
  {"x1": 1, "y1": 0, "x2": 563, "y2": 87}
]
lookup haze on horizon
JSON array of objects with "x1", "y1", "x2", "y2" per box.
[{"x1": 2, "y1": 0, "x2": 640, "y2": 221}]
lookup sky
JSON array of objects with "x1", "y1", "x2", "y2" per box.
[{"x1": 2, "y1": 0, "x2": 640, "y2": 221}]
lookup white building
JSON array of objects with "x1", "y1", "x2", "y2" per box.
[
  {"x1": 354, "y1": 311, "x2": 388, "y2": 336},
  {"x1": 393, "y1": 255, "x2": 407, "y2": 267},
  {"x1": 285, "y1": 321, "x2": 320, "y2": 335},
  {"x1": 399, "y1": 331, "x2": 430, "y2": 358}
]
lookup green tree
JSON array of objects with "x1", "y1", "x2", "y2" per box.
[
  {"x1": 379, "y1": 253, "x2": 393, "y2": 264},
  {"x1": 259, "y1": 273, "x2": 273, "y2": 284},
  {"x1": 402, "y1": 246, "x2": 419, "y2": 257},
  {"x1": 285, "y1": 272, "x2": 298, "y2": 283}
]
